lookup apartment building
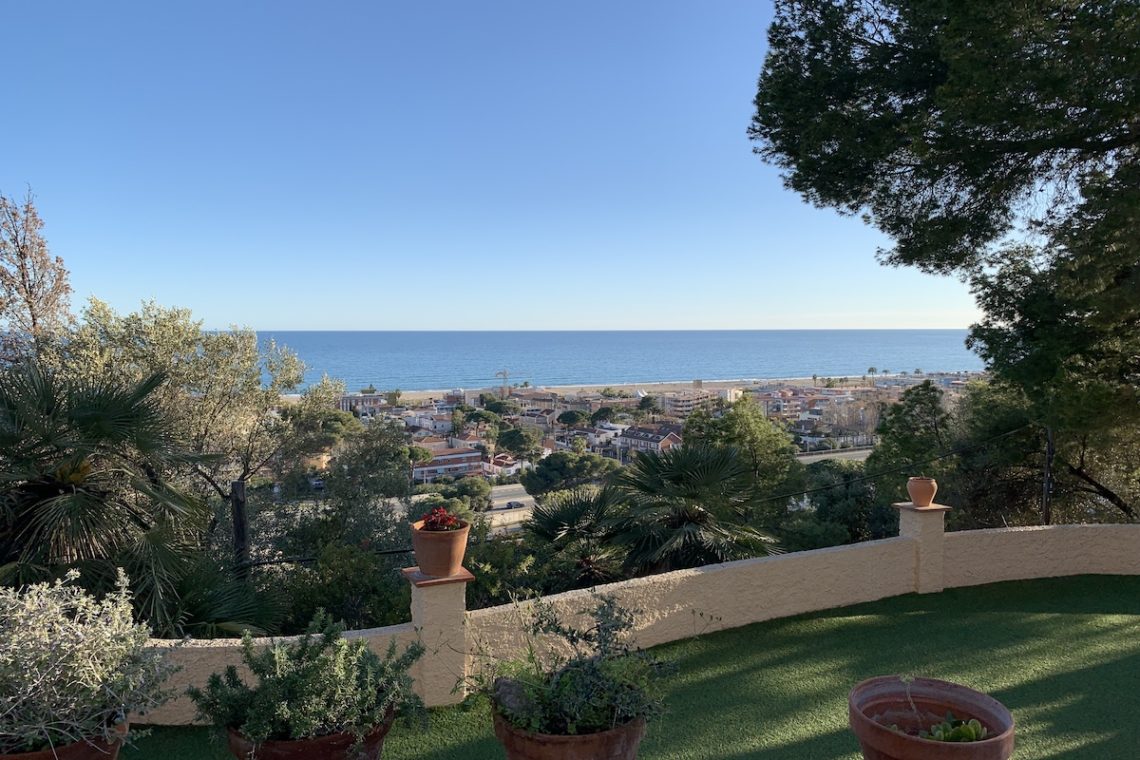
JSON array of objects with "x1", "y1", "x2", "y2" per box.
[
  {"x1": 412, "y1": 448, "x2": 484, "y2": 482},
  {"x1": 615, "y1": 426, "x2": 683, "y2": 455}
]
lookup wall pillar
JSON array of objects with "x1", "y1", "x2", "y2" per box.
[
  {"x1": 894, "y1": 503, "x2": 950, "y2": 593},
  {"x1": 402, "y1": 566, "x2": 473, "y2": 706}
]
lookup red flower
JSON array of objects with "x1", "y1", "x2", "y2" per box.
[{"x1": 420, "y1": 506, "x2": 461, "y2": 531}]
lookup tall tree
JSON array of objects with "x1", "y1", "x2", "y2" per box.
[
  {"x1": 0, "y1": 192, "x2": 71, "y2": 360},
  {"x1": 969, "y1": 225, "x2": 1140, "y2": 520},
  {"x1": 498, "y1": 427, "x2": 543, "y2": 463},
  {"x1": 637, "y1": 395, "x2": 660, "y2": 414},
  {"x1": 557, "y1": 410, "x2": 590, "y2": 429},
  {"x1": 865, "y1": 380, "x2": 953, "y2": 502},
  {"x1": 752, "y1": 0, "x2": 1140, "y2": 519},
  {"x1": 61, "y1": 299, "x2": 339, "y2": 497},
  {"x1": 806, "y1": 459, "x2": 897, "y2": 542},
  {"x1": 683, "y1": 397, "x2": 800, "y2": 501},
  {"x1": 465, "y1": 409, "x2": 501, "y2": 435},
  {"x1": 590, "y1": 406, "x2": 618, "y2": 425},
  {"x1": 752, "y1": 0, "x2": 1139, "y2": 274},
  {"x1": 520, "y1": 451, "x2": 621, "y2": 496}
]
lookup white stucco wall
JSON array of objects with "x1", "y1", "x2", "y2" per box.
[
  {"x1": 944, "y1": 524, "x2": 1140, "y2": 587},
  {"x1": 144, "y1": 523, "x2": 1140, "y2": 724},
  {"x1": 467, "y1": 537, "x2": 916, "y2": 658},
  {"x1": 146, "y1": 622, "x2": 416, "y2": 725}
]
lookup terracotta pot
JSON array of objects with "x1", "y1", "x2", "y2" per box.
[
  {"x1": 410, "y1": 520, "x2": 470, "y2": 578},
  {"x1": 906, "y1": 477, "x2": 938, "y2": 508},
  {"x1": 849, "y1": 676, "x2": 1015, "y2": 760},
  {"x1": 226, "y1": 717, "x2": 395, "y2": 760},
  {"x1": 2, "y1": 724, "x2": 127, "y2": 760},
  {"x1": 492, "y1": 711, "x2": 646, "y2": 760}
]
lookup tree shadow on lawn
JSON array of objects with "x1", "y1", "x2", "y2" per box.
[
  {"x1": 126, "y1": 577, "x2": 1140, "y2": 760},
  {"x1": 642, "y1": 575, "x2": 1140, "y2": 760}
]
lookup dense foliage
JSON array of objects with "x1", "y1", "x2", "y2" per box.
[
  {"x1": 752, "y1": 0, "x2": 1140, "y2": 522},
  {"x1": 752, "y1": 0, "x2": 1138, "y2": 274},
  {"x1": 188, "y1": 612, "x2": 424, "y2": 745},
  {"x1": 0, "y1": 572, "x2": 173, "y2": 753},
  {"x1": 485, "y1": 595, "x2": 668, "y2": 735},
  {"x1": 520, "y1": 450, "x2": 621, "y2": 495},
  {"x1": 613, "y1": 444, "x2": 780, "y2": 573},
  {"x1": 0, "y1": 362, "x2": 208, "y2": 631},
  {"x1": 525, "y1": 487, "x2": 624, "y2": 586}
]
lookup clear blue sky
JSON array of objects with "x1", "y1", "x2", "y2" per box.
[{"x1": 4, "y1": 1, "x2": 978, "y2": 330}]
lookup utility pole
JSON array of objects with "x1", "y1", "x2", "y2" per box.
[
  {"x1": 1042, "y1": 426, "x2": 1055, "y2": 525},
  {"x1": 495, "y1": 368, "x2": 510, "y2": 399}
]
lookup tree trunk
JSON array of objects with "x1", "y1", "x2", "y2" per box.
[
  {"x1": 231, "y1": 479, "x2": 250, "y2": 578},
  {"x1": 1041, "y1": 426, "x2": 1054, "y2": 525}
]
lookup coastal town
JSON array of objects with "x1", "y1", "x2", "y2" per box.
[{"x1": 332, "y1": 370, "x2": 983, "y2": 484}]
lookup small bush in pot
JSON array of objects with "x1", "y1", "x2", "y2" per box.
[
  {"x1": 473, "y1": 594, "x2": 670, "y2": 760},
  {"x1": 188, "y1": 611, "x2": 425, "y2": 760},
  {"x1": 0, "y1": 571, "x2": 173, "y2": 759}
]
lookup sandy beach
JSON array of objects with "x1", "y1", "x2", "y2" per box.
[{"x1": 395, "y1": 374, "x2": 880, "y2": 402}]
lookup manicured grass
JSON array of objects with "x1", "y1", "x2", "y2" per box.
[{"x1": 127, "y1": 575, "x2": 1140, "y2": 759}]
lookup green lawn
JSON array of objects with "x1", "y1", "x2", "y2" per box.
[{"x1": 127, "y1": 575, "x2": 1140, "y2": 759}]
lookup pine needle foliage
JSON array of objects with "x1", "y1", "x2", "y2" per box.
[{"x1": 188, "y1": 611, "x2": 425, "y2": 746}]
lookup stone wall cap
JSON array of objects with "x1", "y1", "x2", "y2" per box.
[
  {"x1": 892, "y1": 502, "x2": 952, "y2": 513},
  {"x1": 402, "y1": 566, "x2": 475, "y2": 587}
]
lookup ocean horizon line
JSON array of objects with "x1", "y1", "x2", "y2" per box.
[
  {"x1": 252, "y1": 330, "x2": 982, "y2": 392},
  {"x1": 250, "y1": 327, "x2": 973, "y2": 334}
]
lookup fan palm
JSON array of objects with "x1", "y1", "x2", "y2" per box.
[
  {"x1": 614, "y1": 444, "x2": 779, "y2": 575},
  {"x1": 524, "y1": 485, "x2": 624, "y2": 587},
  {"x1": 0, "y1": 361, "x2": 208, "y2": 632}
]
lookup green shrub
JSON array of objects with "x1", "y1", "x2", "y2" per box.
[
  {"x1": 476, "y1": 595, "x2": 670, "y2": 735},
  {"x1": 279, "y1": 544, "x2": 410, "y2": 633},
  {"x1": 188, "y1": 612, "x2": 424, "y2": 745},
  {"x1": 0, "y1": 571, "x2": 174, "y2": 753}
]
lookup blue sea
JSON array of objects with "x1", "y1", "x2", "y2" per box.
[{"x1": 258, "y1": 330, "x2": 983, "y2": 392}]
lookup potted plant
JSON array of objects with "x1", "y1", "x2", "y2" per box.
[
  {"x1": 475, "y1": 595, "x2": 669, "y2": 760},
  {"x1": 0, "y1": 571, "x2": 173, "y2": 760},
  {"x1": 410, "y1": 505, "x2": 471, "y2": 577},
  {"x1": 906, "y1": 476, "x2": 938, "y2": 507},
  {"x1": 849, "y1": 676, "x2": 1015, "y2": 760},
  {"x1": 189, "y1": 612, "x2": 425, "y2": 760}
]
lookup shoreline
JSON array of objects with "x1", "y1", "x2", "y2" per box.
[{"x1": 383, "y1": 370, "x2": 981, "y2": 403}]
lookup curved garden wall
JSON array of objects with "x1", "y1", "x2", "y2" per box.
[
  {"x1": 145, "y1": 514, "x2": 1140, "y2": 724},
  {"x1": 944, "y1": 524, "x2": 1140, "y2": 588}
]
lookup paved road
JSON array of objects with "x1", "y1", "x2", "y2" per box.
[
  {"x1": 486, "y1": 484, "x2": 535, "y2": 534},
  {"x1": 490, "y1": 483, "x2": 534, "y2": 510},
  {"x1": 796, "y1": 448, "x2": 873, "y2": 465}
]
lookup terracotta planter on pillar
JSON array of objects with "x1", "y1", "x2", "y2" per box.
[
  {"x1": 849, "y1": 676, "x2": 1014, "y2": 760},
  {"x1": 492, "y1": 711, "x2": 647, "y2": 760},
  {"x1": 906, "y1": 477, "x2": 938, "y2": 508},
  {"x1": 410, "y1": 520, "x2": 470, "y2": 578}
]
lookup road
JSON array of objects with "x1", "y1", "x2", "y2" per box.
[
  {"x1": 490, "y1": 483, "x2": 533, "y2": 509},
  {"x1": 485, "y1": 484, "x2": 535, "y2": 534},
  {"x1": 795, "y1": 448, "x2": 873, "y2": 465}
]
